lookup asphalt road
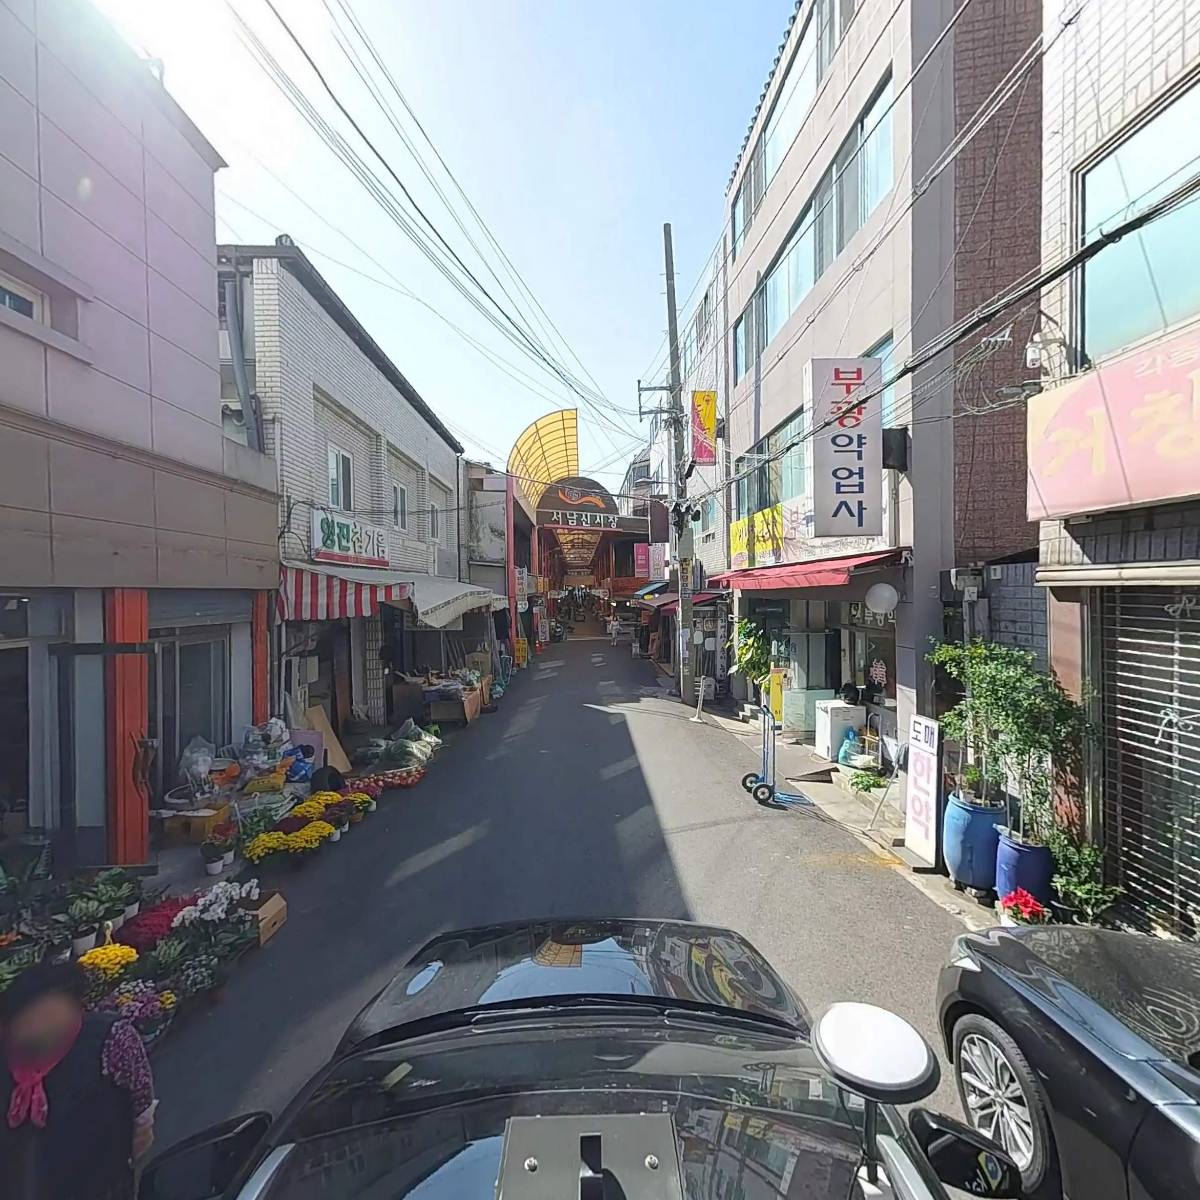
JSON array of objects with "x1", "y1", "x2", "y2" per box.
[{"x1": 152, "y1": 636, "x2": 966, "y2": 1148}]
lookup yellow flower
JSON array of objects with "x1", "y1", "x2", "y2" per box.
[
  {"x1": 79, "y1": 943, "x2": 138, "y2": 978},
  {"x1": 309, "y1": 790, "x2": 343, "y2": 805},
  {"x1": 158, "y1": 990, "x2": 177, "y2": 1009},
  {"x1": 245, "y1": 831, "x2": 290, "y2": 862},
  {"x1": 290, "y1": 799, "x2": 326, "y2": 821},
  {"x1": 284, "y1": 820, "x2": 336, "y2": 853},
  {"x1": 347, "y1": 792, "x2": 372, "y2": 811}
]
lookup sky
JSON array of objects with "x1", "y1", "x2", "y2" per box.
[{"x1": 92, "y1": 0, "x2": 796, "y2": 481}]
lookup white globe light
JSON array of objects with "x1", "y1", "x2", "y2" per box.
[{"x1": 864, "y1": 582, "x2": 899, "y2": 615}]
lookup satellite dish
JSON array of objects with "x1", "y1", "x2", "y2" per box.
[
  {"x1": 864, "y1": 582, "x2": 900, "y2": 615},
  {"x1": 813, "y1": 1002, "x2": 939, "y2": 1104}
]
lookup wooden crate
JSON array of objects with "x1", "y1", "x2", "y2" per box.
[{"x1": 243, "y1": 891, "x2": 287, "y2": 946}]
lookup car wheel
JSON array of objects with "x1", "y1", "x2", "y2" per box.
[{"x1": 952, "y1": 1014, "x2": 1061, "y2": 1199}]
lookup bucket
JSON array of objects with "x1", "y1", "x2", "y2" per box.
[
  {"x1": 995, "y1": 826, "x2": 1054, "y2": 904},
  {"x1": 942, "y1": 793, "x2": 1000, "y2": 891}
]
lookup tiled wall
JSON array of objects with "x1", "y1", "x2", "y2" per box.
[{"x1": 987, "y1": 562, "x2": 1048, "y2": 670}]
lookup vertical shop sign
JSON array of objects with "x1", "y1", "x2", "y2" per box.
[
  {"x1": 634, "y1": 542, "x2": 651, "y2": 577},
  {"x1": 691, "y1": 390, "x2": 717, "y2": 464},
  {"x1": 904, "y1": 715, "x2": 942, "y2": 869},
  {"x1": 807, "y1": 357, "x2": 883, "y2": 537}
]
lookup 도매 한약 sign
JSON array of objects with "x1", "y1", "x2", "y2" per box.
[
  {"x1": 807, "y1": 357, "x2": 883, "y2": 537},
  {"x1": 904, "y1": 715, "x2": 942, "y2": 869}
]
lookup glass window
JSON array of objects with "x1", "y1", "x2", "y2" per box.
[
  {"x1": 780, "y1": 412, "x2": 806, "y2": 500},
  {"x1": 392, "y1": 483, "x2": 407, "y2": 530},
  {"x1": 765, "y1": 257, "x2": 789, "y2": 344},
  {"x1": 1082, "y1": 82, "x2": 1200, "y2": 361},
  {"x1": 328, "y1": 446, "x2": 353, "y2": 511},
  {"x1": 0, "y1": 273, "x2": 41, "y2": 321},
  {"x1": 834, "y1": 126, "x2": 862, "y2": 253},
  {"x1": 788, "y1": 209, "x2": 816, "y2": 313},
  {"x1": 430, "y1": 503, "x2": 440, "y2": 542},
  {"x1": 734, "y1": 312, "x2": 747, "y2": 382},
  {"x1": 732, "y1": 186, "x2": 745, "y2": 257},
  {"x1": 860, "y1": 77, "x2": 893, "y2": 220},
  {"x1": 866, "y1": 334, "x2": 897, "y2": 425},
  {"x1": 815, "y1": 168, "x2": 837, "y2": 275},
  {"x1": 765, "y1": 15, "x2": 818, "y2": 180}
]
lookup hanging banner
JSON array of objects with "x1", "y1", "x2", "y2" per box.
[
  {"x1": 634, "y1": 543, "x2": 651, "y2": 576},
  {"x1": 691, "y1": 390, "x2": 717, "y2": 464},
  {"x1": 807, "y1": 357, "x2": 883, "y2": 537}
]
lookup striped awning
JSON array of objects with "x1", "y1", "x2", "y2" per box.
[{"x1": 277, "y1": 564, "x2": 410, "y2": 622}]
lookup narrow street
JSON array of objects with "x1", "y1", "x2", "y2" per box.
[{"x1": 153, "y1": 637, "x2": 965, "y2": 1148}]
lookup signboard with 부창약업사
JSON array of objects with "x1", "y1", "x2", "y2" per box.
[{"x1": 807, "y1": 357, "x2": 883, "y2": 538}]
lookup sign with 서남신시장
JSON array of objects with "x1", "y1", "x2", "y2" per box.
[
  {"x1": 807, "y1": 357, "x2": 883, "y2": 537},
  {"x1": 904, "y1": 715, "x2": 942, "y2": 869},
  {"x1": 311, "y1": 509, "x2": 389, "y2": 568}
]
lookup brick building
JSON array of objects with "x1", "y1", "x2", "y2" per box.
[
  {"x1": 1027, "y1": 0, "x2": 1200, "y2": 936},
  {"x1": 711, "y1": 0, "x2": 1045, "y2": 750},
  {"x1": 218, "y1": 238, "x2": 495, "y2": 734}
]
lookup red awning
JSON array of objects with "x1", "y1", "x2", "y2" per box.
[
  {"x1": 660, "y1": 591, "x2": 726, "y2": 615},
  {"x1": 709, "y1": 551, "x2": 900, "y2": 591},
  {"x1": 277, "y1": 565, "x2": 410, "y2": 621}
]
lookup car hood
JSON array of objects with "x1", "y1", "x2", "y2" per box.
[
  {"x1": 341, "y1": 918, "x2": 809, "y2": 1049},
  {"x1": 970, "y1": 925, "x2": 1200, "y2": 1066}
]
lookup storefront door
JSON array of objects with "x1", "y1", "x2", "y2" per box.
[
  {"x1": 0, "y1": 646, "x2": 29, "y2": 836},
  {"x1": 1098, "y1": 587, "x2": 1200, "y2": 937}
]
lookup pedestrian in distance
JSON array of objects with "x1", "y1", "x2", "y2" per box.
[
  {"x1": 0, "y1": 961, "x2": 157, "y2": 1200},
  {"x1": 609, "y1": 617, "x2": 619, "y2": 644}
]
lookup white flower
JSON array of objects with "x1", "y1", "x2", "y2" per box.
[{"x1": 171, "y1": 905, "x2": 200, "y2": 928}]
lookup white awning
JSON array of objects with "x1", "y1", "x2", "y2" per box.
[{"x1": 389, "y1": 573, "x2": 500, "y2": 629}]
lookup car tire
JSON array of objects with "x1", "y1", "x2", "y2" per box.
[{"x1": 952, "y1": 1013, "x2": 1062, "y2": 1200}]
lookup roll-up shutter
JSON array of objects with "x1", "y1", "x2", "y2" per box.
[
  {"x1": 149, "y1": 589, "x2": 254, "y2": 629},
  {"x1": 1099, "y1": 587, "x2": 1200, "y2": 938}
]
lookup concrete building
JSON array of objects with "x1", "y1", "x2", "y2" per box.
[
  {"x1": 0, "y1": 0, "x2": 278, "y2": 866},
  {"x1": 219, "y1": 238, "x2": 495, "y2": 734},
  {"x1": 1027, "y1": 0, "x2": 1200, "y2": 937},
  {"x1": 715, "y1": 0, "x2": 1044, "y2": 752}
]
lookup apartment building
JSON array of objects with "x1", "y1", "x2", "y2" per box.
[
  {"x1": 0, "y1": 0, "x2": 278, "y2": 866},
  {"x1": 218, "y1": 239, "x2": 496, "y2": 735},
  {"x1": 716, "y1": 0, "x2": 1043, "y2": 745},
  {"x1": 1026, "y1": 0, "x2": 1200, "y2": 937}
]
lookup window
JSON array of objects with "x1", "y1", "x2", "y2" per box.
[
  {"x1": 392, "y1": 483, "x2": 407, "y2": 531},
  {"x1": 733, "y1": 294, "x2": 764, "y2": 383},
  {"x1": 860, "y1": 78, "x2": 894, "y2": 221},
  {"x1": 700, "y1": 496, "x2": 716, "y2": 533},
  {"x1": 1082, "y1": 81, "x2": 1200, "y2": 361},
  {"x1": 867, "y1": 334, "x2": 897, "y2": 426},
  {"x1": 780, "y1": 411, "x2": 806, "y2": 500},
  {"x1": 327, "y1": 445, "x2": 353, "y2": 511},
  {"x1": 764, "y1": 13, "x2": 818, "y2": 180},
  {"x1": 429, "y1": 503, "x2": 440, "y2": 542},
  {"x1": 0, "y1": 272, "x2": 41, "y2": 322},
  {"x1": 815, "y1": 168, "x2": 837, "y2": 274}
]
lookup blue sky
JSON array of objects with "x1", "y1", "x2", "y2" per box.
[{"x1": 95, "y1": 0, "x2": 796, "y2": 480}]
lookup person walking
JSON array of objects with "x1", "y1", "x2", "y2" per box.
[{"x1": 0, "y1": 961, "x2": 156, "y2": 1199}]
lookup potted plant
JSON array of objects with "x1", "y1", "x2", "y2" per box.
[
  {"x1": 67, "y1": 898, "x2": 105, "y2": 955},
  {"x1": 729, "y1": 618, "x2": 771, "y2": 703},
  {"x1": 1049, "y1": 832, "x2": 1121, "y2": 924},
  {"x1": 211, "y1": 822, "x2": 238, "y2": 867},
  {"x1": 88, "y1": 871, "x2": 136, "y2": 931},
  {"x1": 200, "y1": 841, "x2": 225, "y2": 876},
  {"x1": 998, "y1": 888, "x2": 1050, "y2": 927}
]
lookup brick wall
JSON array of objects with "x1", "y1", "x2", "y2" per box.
[
  {"x1": 987, "y1": 562, "x2": 1048, "y2": 669},
  {"x1": 253, "y1": 257, "x2": 458, "y2": 571},
  {"x1": 951, "y1": 0, "x2": 1043, "y2": 564}
]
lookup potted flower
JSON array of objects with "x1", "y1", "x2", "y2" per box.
[
  {"x1": 67, "y1": 898, "x2": 105, "y2": 955},
  {"x1": 1049, "y1": 832, "x2": 1121, "y2": 925},
  {"x1": 324, "y1": 801, "x2": 352, "y2": 836},
  {"x1": 998, "y1": 888, "x2": 1050, "y2": 927},
  {"x1": 200, "y1": 841, "x2": 225, "y2": 876},
  {"x1": 211, "y1": 822, "x2": 238, "y2": 868}
]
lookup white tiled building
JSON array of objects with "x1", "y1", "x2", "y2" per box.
[{"x1": 219, "y1": 237, "x2": 491, "y2": 729}]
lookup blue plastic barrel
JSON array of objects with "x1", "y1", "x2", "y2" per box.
[
  {"x1": 994, "y1": 826, "x2": 1054, "y2": 903},
  {"x1": 942, "y1": 793, "x2": 1000, "y2": 891}
]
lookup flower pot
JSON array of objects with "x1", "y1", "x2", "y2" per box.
[
  {"x1": 124, "y1": 901, "x2": 140, "y2": 921},
  {"x1": 995, "y1": 825, "x2": 1055, "y2": 904},
  {"x1": 999, "y1": 910, "x2": 1019, "y2": 927},
  {"x1": 109, "y1": 913, "x2": 125, "y2": 933},
  {"x1": 367, "y1": 799, "x2": 377, "y2": 812},
  {"x1": 222, "y1": 850, "x2": 235, "y2": 867},
  {"x1": 204, "y1": 859, "x2": 224, "y2": 876},
  {"x1": 329, "y1": 828, "x2": 341, "y2": 842},
  {"x1": 49, "y1": 944, "x2": 71, "y2": 965},
  {"x1": 72, "y1": 928, "x2": 97, "y2": 956},
  {"x1": 942, "y1": 793, "x2": 1001, "y2": 892},
  {"x1": 338, "y1": 823, "x2": 349, "y2": 836}
]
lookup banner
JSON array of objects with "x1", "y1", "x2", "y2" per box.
[
  {"x1": 691, "y1": 390, "x2": 717, "y2": 464},
  {"x1": 807, "y1": 358, "x2": 883, "y2": 537},
  {"x1": 634, "y1": 543, "x2": 650, "y2": 576},
  {"x1": 904, "y1": 715, "x2": 942, "y2": 869}
]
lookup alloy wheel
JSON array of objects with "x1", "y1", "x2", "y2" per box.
[{"x1": 957, "y1": 1032, "x2": 1036, "y2": 1170}]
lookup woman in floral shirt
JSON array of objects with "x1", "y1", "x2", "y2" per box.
[{"x1": 0, "y1": 961, "x2": 156, "y2": 1199}]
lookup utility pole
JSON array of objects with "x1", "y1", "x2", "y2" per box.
[{"x1": 663, "y1": 222, "x2": 695, "y2": 704}]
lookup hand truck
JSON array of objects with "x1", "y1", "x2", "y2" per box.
[{"x1": 740, "y1": 703, "x2": 810, "y2": 808}]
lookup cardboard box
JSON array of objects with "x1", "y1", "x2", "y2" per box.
[
  {"x1": 244, "y1": 891, "x2": 287, "y2": 946},
  {"x1": 182, "y1": 805, "x2": 231, "y2": 845}
]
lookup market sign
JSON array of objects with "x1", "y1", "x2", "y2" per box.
[
  {"x1": 691, "y1": 390, "x2": 717, "y2": 464},
  {"x1": 807, "y1": 357, "x2": 883, "y2": 537},
  {"x1": 904, "y1": 715, "x2": 942, "y2": 870},
  {"x1": 1027, "y1": 319, "x2": 1200, "y2": 519},
  {"x1": 536, "y1": 475, "x2": 649, "y2": 534},
  {"x1": 311, "y1": 509, "x2": 389, "y2": 568}
]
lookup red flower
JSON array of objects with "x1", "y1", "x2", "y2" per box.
[
  {"x1": 1000, "y1": 888, "x2": 1048, "y2": 923},
  {"x1": 115, "y1": 894, "x2": 197, "y2": 951}
]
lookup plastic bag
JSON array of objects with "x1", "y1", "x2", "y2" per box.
[{"x1": 178, "y1": 736, "x2": 215, "y2": 787}]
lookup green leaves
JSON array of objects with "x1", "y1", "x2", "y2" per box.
[{"x1": 731, "y1": 618, "x2": 772, "y2": 685}]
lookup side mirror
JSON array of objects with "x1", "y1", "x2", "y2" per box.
[
  {"x1": 908, "y1": 1108, "x2": 1023, "y2": 1199},
  {"x1": 138, "y1": 1112, "x2": 271, "y2": 1200},
  {"x1": 812, "y1": 1002, "x2": 940, "y2": 1104}
]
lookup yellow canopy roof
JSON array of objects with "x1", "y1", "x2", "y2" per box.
[{"x1": 507, "y1": 409, "x2": 579, "y2": 512}]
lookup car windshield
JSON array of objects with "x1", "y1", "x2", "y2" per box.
[{"x1": 261, "y1": 1016, "x2": 865, "y2": 1199}]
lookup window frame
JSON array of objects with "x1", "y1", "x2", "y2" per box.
[
  {"x1": 429, "y1": 502, "x2": 441, "y2": 543},
  {"x1": 0, "y1": 271, "x2": 44, "y2": 323},
  {"x1": 392, "y1": 482, "x2": 408, "y2": 531},
  {"x1": 327, "y1": 444, "x2": 354, "y2": 512}
]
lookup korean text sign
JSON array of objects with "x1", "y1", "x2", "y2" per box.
[
  {"x1": 691, "y1": 390, "x2": 717, "y2": 465},
  {"x1": 807, "y1": 357, "x2": 883, "y2": 537},
  {"x1": 904, "y1": 715, "x2": 942, "y2": 869}
]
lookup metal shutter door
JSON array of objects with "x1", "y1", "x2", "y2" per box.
[
  {"x1": 1100, "y1": 588, "x2": 1200, "y2": 938},
  {"x1": 149, "y1": 589, "x2": 254, "y2": 629}
]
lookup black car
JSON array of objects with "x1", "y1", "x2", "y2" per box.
[
  {"x1": 937, "y1": 924, "x2": 1200, "y2": 1200},
  {"x1": 141, "y1": 918, "x2": 1023, "y2": 1200}
]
